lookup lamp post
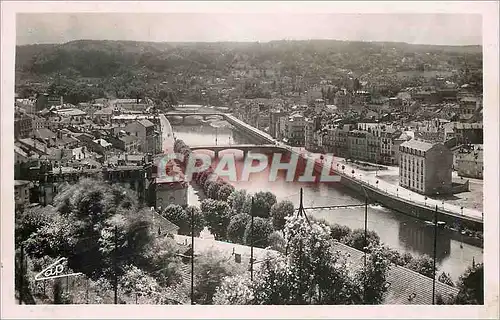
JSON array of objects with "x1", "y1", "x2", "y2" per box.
[
  {"x1": 424, "y1": 196, "x2": 427, "y2": 206},
  {"x1": 396, "y1": 188, "x2": 398, "y2": 197},
  {"x1": 461, "y1": 206, "x2": 464, "y2": 216}
]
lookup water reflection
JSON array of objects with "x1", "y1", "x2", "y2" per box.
[
  {"x1": 399, "y1": 222, "x2": 451, "y2": 263},
  {"x1": 173, "y1": 124, "x2": 483, "y2": 281}
]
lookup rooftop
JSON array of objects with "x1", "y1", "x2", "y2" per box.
[
  {"x1": 400, "y1": 139, "x2": 437, "y2": 152},
  {"x1": 54, "y1": 108, "x2": 87, "y2": 117},
  {"x1": 138, "y1": 119, "x2": 155, "y2": 128}
]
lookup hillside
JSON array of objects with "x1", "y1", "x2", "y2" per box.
[{"x1": 16, "y1": 39, "x2": 482, "y2": 79}]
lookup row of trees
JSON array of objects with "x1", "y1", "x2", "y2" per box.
[{"x1": 173, "y1": 140, "x2": 295, "y2": 250}]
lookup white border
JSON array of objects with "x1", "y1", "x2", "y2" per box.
[{"x1": 2, "y1": 1, "x2": 498, "y2": 319}]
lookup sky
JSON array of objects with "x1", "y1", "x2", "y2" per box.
[{"x1": 16, "y1": 13, "x2": 482, "y2": 46}]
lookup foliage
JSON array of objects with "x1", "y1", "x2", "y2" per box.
[
  {"x1": 344, "y1": 228, "x2": 381, "y2": 251},
  {"x1": 15, "y1": 205, "x2": 58, "y2": 246},
  {"x1": 22, "y1": 179, "x2": 152, "y2": 282},
  {"x1": 161, "y1": 204, "x2": 187, "y2": 232},
  {"x1": 185, "y1": 205, "x2": 206, "y2": 236},
  {"x1": 454, "y1": 263, "x2": 484, "y2": 304},
  {"x1": 214, "y1": 216, "x2": 391, "y2": 305},
  {"x1": 227, "y1": 189, "x2": 252, "y2": 215},
  {"x1": 243, "y1": 217, "x2": 274, "y2": 248},
  {"x1": 405, "y1": 255, "x2": 435, "y2": 278},
  {"x1": 252, "y1": 191, "x2": 277, "y2": 218},
  {"x1": 212, "y1": 274, "x2": 255, "y2": 305},
  {"x1": 329, "y1": 223, "x2": 352, "y2": 241},
  {"x1": 270, "y1": 200, "x2": 295, "y2": 231},
  {"x1": 217, "y1": 184, "x2": 235, "y2": 202},
  {"x1": 226, "y1": 213, "x2": 251, "y2": 244},
  {"x1": 355, "y1": 245, "x2": 391, "y2": 304},
  {"x1": 438, "y1": 272, "x2": 455, "y2": 287},
  {"x1": 121, "y1": 265, "x2": 161, "y2": 301},
  {"x1": 200, "y1": 199, "x2": 232, "y2": 240},
  {"x1": 267, "y1": 231, "x2": 286, "y2": 253},
  {"x1": 193, "y1": 249, "x2": 244, "y2": 305}
]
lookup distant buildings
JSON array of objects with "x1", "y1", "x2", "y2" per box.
[
  {"x1": 399, "y1": 140, "x2": 453, "y2": 195},
  {"x1": 455, "y1": 145, "x2": 483, "y2": 179}
]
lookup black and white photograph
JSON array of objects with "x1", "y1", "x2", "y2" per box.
[{"x1": 1, "y1": 1, "x2": 498, "y2": 318}]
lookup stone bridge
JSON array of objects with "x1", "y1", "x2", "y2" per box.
[
  {"x1": 165, "y1": 112, "x2": 276, "y2": 145},
  {"x1": 190, "y1": 144, "x2": 289, "y2": 158},
  {"x1": 166, "y1": 112, "x2": 224, "y2": 122}
]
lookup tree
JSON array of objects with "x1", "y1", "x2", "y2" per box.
[
  {"x1": 344, "y1": 228, "x2": 380, "y2": 251},
  {"x1": 15, "y1": 205, "x2": 57, "y2": 245},
  {"x1": 270, "y1": 200, "x2": 295, "y2": 231},
  {"x1": 185, "y1": 206, "x2": 206, "y2": 236},
  {"x1": 455, "y1": 263, "x2": 483, "y2": 304},
  {"x1": 355, "y1": 245, "x2": 391, "y2": 304},
  {"x1": 406, "y1": 255, "x2": 435, "y2": 278},
  {"x1": 22, "y1": 179, "x2": 152, "y2": 282},
  {"x1": 438, "y1": 272, "x2": 455, "y2": 287},
  {"x1": 213, "y1": 274, "x2": 255, "y2": 305},
  {"x1": 200, "y1": 199, "x2": 232, "y2": 240},
  {"x1": 243, "y1": 217, "x2": 274, "y2": 248},
  {"x1": 227, "y1": 190, "x2": 252, "y2": 215},
  {"x1": 252, "y1": 191, "x2": 277, "y2": 218},
  {"x1": 329, "y1": 223, "x2": 352, "y2": 241},
  {"x1": 121, "y1": 265, "x2": 161, "y2": 303},
  {"x1": 268, "y1": 231, "x2": 286, "y2": 253},
  {"x1": 205, "y1": 180, "x2": 223, "y2": 199},
  {"x1": 227, "y1": 213, "x2": 251, "y2": 244},
  {"x1": 217, "y1": 183, "x2": 235, "y2": 202},
  {"x1": 193, "y1": 250, "x2": 244, "y2": 304},
  {"x1": 161, "y1": 204, "x2": 187, "y2": 233},
  {"x1": 214, "y1": 216, "x2": 390, "y2": 305}
]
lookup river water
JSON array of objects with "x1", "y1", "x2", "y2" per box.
[{"x1": 172, "y1": 121, "x2": 483, "y2": 282}]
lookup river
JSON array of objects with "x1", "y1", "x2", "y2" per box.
[{"x1": 172, "y1": 121, "x2": 483, "y2": 282}]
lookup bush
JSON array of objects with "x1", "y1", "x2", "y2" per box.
[
  {"x1": 227, "y1": 213, "x2": 251, "y2": 244},
  {"x1": 243, "y1": 217, "x2": 274, "y2": 248}
]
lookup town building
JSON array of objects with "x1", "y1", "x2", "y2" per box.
[
  {"x1": 458, "y1": 96, "x2": 481, "y2": 117},
  {"x1": 285, "y1": 113, "x2": 306, "y2": 146},
  {"x1": 53, "y1": 107, "x2": 87, "y2": 123},
  {"x1": 15, "y1": 180, "x2": 32, "y2": 210},
  {"x1": 14, "y1": 112, "x2": 33, "y2": 139},
  {"x1": 399, "y1": 140, "x2": 453, "y2": 195},
  {"x1": 443, "y1": 122, "x2": 483, "y2": 145},
  {"x1": 124, "y1": 119, "x2": 158, "y2": 154},
  {"x1": 455, "y1": 145, "x2": 483, "y2": 179},
  {"x1": 304, "y1": 118, "x2": 315, "y2": 150},
  {"x1": 333, "y1": 90, "x2": 351, "y2": 110}
]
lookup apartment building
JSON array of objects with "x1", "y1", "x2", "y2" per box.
[
  {"x1": 399, "y1": 140, "x2": 453, "y2": 195},
  {"x1": 285, "y1": 113, "x2": 306, "y2": 146},
  {"x1": 124, "y1": 119, "x2": 158, "y2": 154}
]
